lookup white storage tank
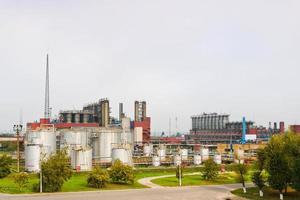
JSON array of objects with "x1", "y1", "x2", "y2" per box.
[
  {"x1": 213, "y1": 154, "x2": 222, "y2": 164},
  {"x1": 143, "y1": 144, "x2": 152, "y2": 157},
  {"x1": 174, "y1": 154, "x2": 182, "y2": 166},
  {"x1": 236, "y1": 149, "x2": 244, "y2": 160},
  {"x1": 158, "y1": 149, "x2": 166, "y2": 161},
  {"x1": 99, "y1": 131, "x2": 113, "y2": 162},
  {"x1": 152, "y1": 156, "x2": 160, "y2": 167},
  {"x1": 112, "y1": 148, "x2": 132, "y2": 166},
  {"x1": 201, "y1": 148, "x2": 209, "y2": 161},
  {"x1": 25, "y1": 129, "x2": 56, "y2": 172},
  {"x1": 71, "y1": 148, "x2": 92, "y2": 171},
  {"x1": 25, "y1": 145, "x2": 40, "y2": 172},
  {"x1": 193, "y1": 154, "x2": 202, "y2": 165},
  {"x1": 181, "y1": 149, "x2": 188, "y2": 160}
]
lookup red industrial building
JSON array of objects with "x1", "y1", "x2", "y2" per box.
[
  {"x1": 290, "y1": 125, "x2": 300, "y2": 134},
  {"x1": 133, "y1": 117, "x2": 151, "y2": 143}
]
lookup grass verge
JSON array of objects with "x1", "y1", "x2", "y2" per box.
[{"x1": 231, "y1": 187, "x2": 300, "y2": 200}]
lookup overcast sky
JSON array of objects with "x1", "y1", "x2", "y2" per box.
[{"x1": 1, "y1": 0, "x2": 300, "y2": 134}]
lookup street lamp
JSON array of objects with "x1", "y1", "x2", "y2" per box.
[{"x1": 13, "y1": 124, "x2": 22, "y2": 173}]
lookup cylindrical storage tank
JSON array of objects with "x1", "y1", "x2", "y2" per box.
[
  {"x1": 71, "y1": 148, "x2": 93, "y2": 171},
  {"x1": 112, "y1": 148, "x2": 132, "y2": 166},
  {"x1": 158, "y1": 149, "x2": 166, "y2": 161},
  {"x1": 83, "y1": 114, "x2": 89, "y2": 123},
  {"x1": 143, "y1": 145, "x2": 151, "y2": 157},
  {"x1": 174, "y1": 155, "x2": 182, "y2": 166},
  {"x1": 181, "y1": 149, "x2": 188, "y2": 160},
  {"x1": 213, "y1": 154, "x2": 222, "y2": 164},
  {"x1": 75, "y1": 113, "x2": 80, "y2": 123},
  {"x1": 100, "y1": 131, "x2": 113, "y2": 163},
  {"x1": 152, "y1": 156, "x2": 160, "y2": 167},
  {"x1": 236, "y1": 149, "x2": 244, "y2": 160},
  {"x1": 67, "y1": 113, "x2": 72, "y2": 123},
  {"x1": 201, "y1": 148, "x2": 209, "y2": 161},
  {"x1": 25, "y1": 145, "x2": 40, "y2": 172},
  {"x1": 193, "y1": 154, "x2": 202, "y2": 165}
]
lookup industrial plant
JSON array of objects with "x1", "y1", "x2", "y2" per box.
[{"x1": 20, "y1": 55, "x2": 295, "y2": 173}]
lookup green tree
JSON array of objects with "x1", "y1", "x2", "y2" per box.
[
  {"x1": 251, "y1": 171, "x2": 266, "y2": 197},
  {"x1": 234, "y1": 161, "x2": 249, "y2": 193},
  {"x1": 265, "y1": 134, "x2": 291, "y2": 196},
  {"x1": 109, "y1": 160, "x2": 134, "y2": 184},
  {"x1": 87, "y1": 167, "x2": 109, "y2": 188},
  {"x1": 202, "y1": 158, "x2": 219, "y2": 181},
  {"x1": 291, "y1": 158, "x2": 300, "y2": 191},
  {"x1": 13, "y1": 172, "x2": 29, "y2": 192},
  {"x1": 40, "y1": 150, "x2": 72, "y2": 192},
  {"x1": 0, "y1": 154, "x2": 13, "y2": 178}
]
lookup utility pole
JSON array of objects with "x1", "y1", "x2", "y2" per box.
[{"x1": 13, "y1": 124, "x2": 22, "y2": 173}]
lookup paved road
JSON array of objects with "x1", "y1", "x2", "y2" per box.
[{"x1": 0, "y1": 184, "x2": 247, "y2": 200}]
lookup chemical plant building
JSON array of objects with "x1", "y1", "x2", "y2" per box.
[
  {"x1": 186, "y1": 113, "x2": 284, "y2": 144},
  {"x1": 25, "y1": 99, "x2": 150, "y2": 172}
]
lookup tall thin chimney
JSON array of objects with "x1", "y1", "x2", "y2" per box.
[{"x1": 44, "y1": 54, "x2": 50, "y2": 119}]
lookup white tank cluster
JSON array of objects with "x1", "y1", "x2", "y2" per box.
[
  {"x1": 25, "y1": 128, "x2": 57, "y2": 172},
  {"x1": 180, "y1": 149, "x2": 189, "y2": 161}
]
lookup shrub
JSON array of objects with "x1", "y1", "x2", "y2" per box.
[
  {"x1": 109, "y1": 160, "x2": 134, "y2": 184},
  {"x1": 13, "y1": 172, "x2": 29, "y2": 191},
  {"x1": 202, "y1": 158, "x2": 219, "y2": 180},
  {"x1": 87, "y1": 167, "x2": 109, "y2": 188},
  {"x1": 40, "y1": 149, "x2": 72, "y2": 192},
  {"x1": 0, "y1": 154, "x2": 13, "y2": 178}
]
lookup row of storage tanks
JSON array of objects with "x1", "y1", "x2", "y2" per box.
[
  {"x1": 24, "y1": 126, "x2": 245, "y2": 172},
  {"x1": 25, "y1": 118, "x2": 140, "y2": 172},
  {"x1": 145, "y1": 144, "x2": 245, "y2": 167}
]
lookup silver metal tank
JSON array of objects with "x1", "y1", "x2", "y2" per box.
[
  {"x1": 112, "y1": 148, "x2": 132, "y2": 166},
  {"x1": 213, "y1": 154, "x2": 222, "y2": 164},
  {"x1": 143, "y1": 144, "x2": 152, "y2": 157},
  {"x1": 158, "y1": 149, "x2": 166, "y2": 161},
  {"x1": 180, "y1": 149, "x2": 188, "y2": 161},
  {"x1": 71, "y1": 148, "x2": 93, "y2": 171},
  {"x1": 152, "y1": 156, "x2": 160, "y2": 167},
  {"x1": 174, "y1": 154, "x2": 182, "y2": 166},
  {"x1": 193, "y1": 154, "x2": 202, "y2": 165},
  {"x1": 25, "y1": 145, "x2": 40, "y2": 172},
  {"x1": 200, "y1": 148, "x2": 209, "y2": 161}
]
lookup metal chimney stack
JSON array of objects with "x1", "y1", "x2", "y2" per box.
[{"x1": 44, "y1": 54, "x2": 50, "y2": 119}]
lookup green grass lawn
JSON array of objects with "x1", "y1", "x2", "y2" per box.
[
  {"x1": 152, "y1": 172, "x2": 248, "y2": 187},
  {"x1": 0, "y1": 166, "x2": 202, "y2": 194},
  {"x1": 231, "y1": 187, "x2": 300, "y2": 200}
]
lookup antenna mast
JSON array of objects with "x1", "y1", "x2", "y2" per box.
[{"x1": 44, "y1": 54, "x2": 50, "y2": 119}]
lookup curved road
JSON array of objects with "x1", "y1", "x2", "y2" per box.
[{"x1": 0, "y1": 174, "x2": 248, "y2": 200}]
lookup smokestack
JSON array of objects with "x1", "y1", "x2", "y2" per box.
[
  {"x1": 280, "y1": 122, "x2": 285, "y2": 133},
  {"x1": 44, "y1": 54, "x2": 50, "y2": 119},
  {"x1": 119, "y1": 103, "x2": 123, "y2": 121}
]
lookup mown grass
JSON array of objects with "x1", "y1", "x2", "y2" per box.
[
  {"x1": 152, "y1": 172, "x2": 242, "y2": 186},
  {"x1": 231, "y1": 187, "x2": 300, "y2": 200},
  {"x1": 0, "y1": 166, "x2": 202, "y2": 194}
]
